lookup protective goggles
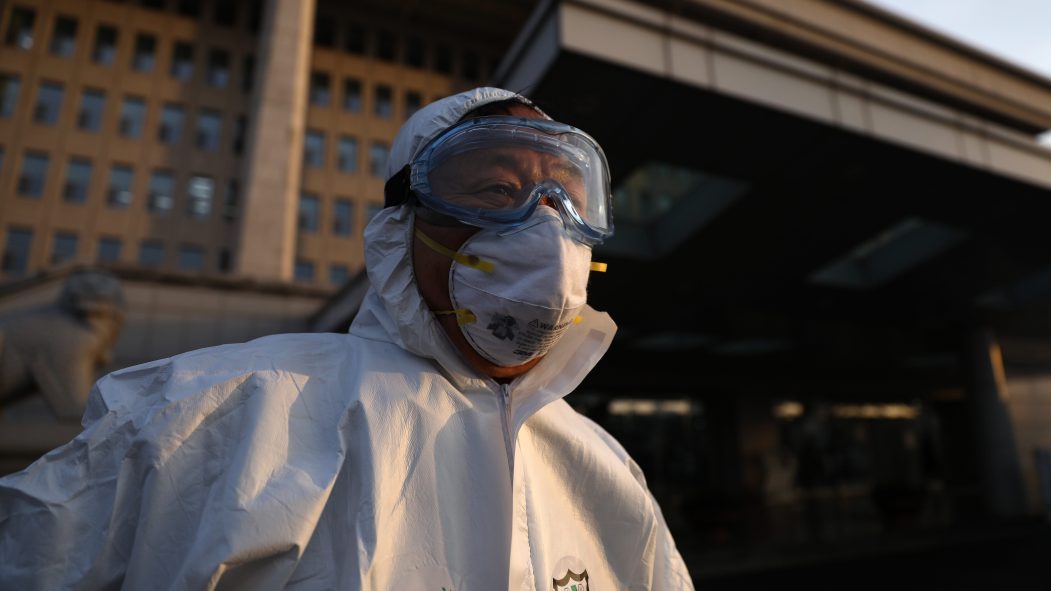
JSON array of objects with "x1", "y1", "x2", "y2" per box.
[{"x1": 408, "y1": 116, "x2": 614, "y2": 245}]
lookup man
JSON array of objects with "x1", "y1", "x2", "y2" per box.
[{"x1": 0, "y1": 88, "x2": 693, "y2": 590}]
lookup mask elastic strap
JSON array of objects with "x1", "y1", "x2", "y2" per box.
[
  {"x1": 434, "y1": 309, "x2": 478, "y2": 325},
  {"x1": 414, "y1": 228, "x2": 496, "y2": 273}
]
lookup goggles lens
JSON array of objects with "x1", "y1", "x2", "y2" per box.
[{"x1": 410, "y1": 117, "x2": 613, "y2": 244}]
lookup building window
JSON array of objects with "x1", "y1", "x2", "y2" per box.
[
  {"x1": 240, "y1": 54, "x2": 255, "y2": 93},
  {"x1": 404, "y1": 91, "x2": 422, "y2": 121},
  {"x1": 0, "y1": 74, "x2": 20, "y2": 118},
  {"x1": 247, "y1": 1, "x2": 262, "y2": 33},
  {"x1": 77, "y1": 88, "x2": 105, "y2": 131},
  {"x1": 217, "y1": 248, "x2": 231, "y2": 272},
  {"x1": 303, "y1": 130, "x2": 325, "y2": 168},
  {"x1": 186, "y1": 175, "x2": 214, "y2": 217},
  {"x1": 337, "y1": 136, "x2": 358, "y2": 173},
  {"x1": 294, "y1": 259, "x2": 315, "y2": 283},
  {"x1": 369, "y1": 142, "x2": 388, "y2": 178},
  {"x1": 333, "y1": 199, "x2": 353, "y2": 236},
  {"x1": 148, "y1": 170, "x2": 175, "y2": 213},
  {"x1": 309, "y1": 71, "x2": 330, "y2": 106},
  {"x1": 132, "y1": 33, "x2": 156, "y2": 72},
  {"x1": 342, "y1": 78, "x2": 362, "y2": 112},
  {"x1": 195, "y1": 110, "x2": 222, "y2": 151},
  {"x1": 330, "y1": 264, "x2": 349, "y2": 286},
  {"x1": 406, "y1": 37, "x2": 425, "y2": 68},
  {"x1": 107, "y1": 164, "x2": 134, "y2": 208},
  {"x1": 298, "y1": 192, "x2": 319, "y2": 232},
  {"x1": 159, "y1": 103, "x2": 185, "y2": 144},
  {"x1": 232, "y1": 114, "x2": 246, "y2": 155},
  {"x1": 223, "y1": 179, "x2": 239, "y2": 222},
  {"x1": 206, "y1": 48, "x2": 230, "y2": 87},
  {"x1": 138, "y1": 240, "x2": 164, "y2": 267},
  {"x1": 345, "y1": 23, "x2": 365, "y2": 54},
  {"x1": 462, "y1": 50, "x2": 480, "y2": 81},
  {"x1": 313, "y1": 14, "x2": 335, "y2": 48},
  {"x1": 5, "y1": 6, "x2": 36, "y2": 50},
  {"x1": 141, "y1": 0, "x2": 165, "y2": 10},
  {"x1": 374, "y1": 85, "x2": 392, "y2": 118},
  {"x1": 63, "y1": 158, "x2": 92, "y2": 203},
  {"x1": 49, "y1": 16, "x2": 77, "y2": 57},
  {"x1": 176, "y1": 0, "x2": 202, "y2": 18},
  {"x1": 170, "y1": 41, "x2": 194, "y2": 80},
  {"x1": 18, "y1": 152, "x2": 48, "y2": 197},
  {"x1": 178, "y1": 244, "x2": 205, "y2": 270},
  {"x1": 34, "y1": 81, "x2": 64, "y2": 125},
  {"x1": 97, "y1": 237, "x2": 121, "y2": 263},
  {"x1": 2, "y1": 228, "x2": 33, "y2": 274},
  {"x1": 377, "y1": 30, "x2": 397, "y2": 62},
  {"x1": 51, "y1": 232, "x2": 78, "y2": 265},
  {"x1": 435, "y1": 44, "x2": 452, "y2": 75},
  {"x1": 214, "y1": 1, "x2": 237, "y2": 28},
  {"x1": 118, "y1": 96, "x2": 146, "y2": 137},
  {"x1": 92, "y1": 24, "x2": 118, "y2": 65}
]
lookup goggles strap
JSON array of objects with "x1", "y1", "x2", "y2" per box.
[
  {"x1": 434, "y1": 309, "x2": 478, "y2": 325},
  {"x1": 414, "y1": 227, "x2": 496, "y2": 273}
]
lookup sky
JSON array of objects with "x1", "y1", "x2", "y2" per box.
[{"x1": 863, "y1": 0, "x2": 1051, "y2": 143}]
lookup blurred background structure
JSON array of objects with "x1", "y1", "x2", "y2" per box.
[{"x1": 2, "y1": 0, "x2": 1051, "y2": 584}]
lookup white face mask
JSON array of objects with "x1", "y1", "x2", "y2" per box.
[{"x1": 417, "y1": 207, "x2": 595, "y2": 367}]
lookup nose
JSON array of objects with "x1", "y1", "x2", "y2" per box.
[{"x1": 539, "y1": 195, "x2": 556, "y2": 209}]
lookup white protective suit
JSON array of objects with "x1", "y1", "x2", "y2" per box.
[{"x1": 0, "y1": 88, "x2": 694, "y2": 590}]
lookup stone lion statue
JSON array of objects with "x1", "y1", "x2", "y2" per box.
[{"x1": 0, "y1": 270, "x2": 126, "y2": 422}]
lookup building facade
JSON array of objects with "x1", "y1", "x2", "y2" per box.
[{"x1": 0, "y1": 0, "x2": 522, "y2": 287}]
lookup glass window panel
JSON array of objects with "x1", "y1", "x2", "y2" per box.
[
  {"x1": 377, "y1": 30, "x2": 396, "y2": 61},
  {"x1": 240, "y1": 54, "x2": 255, "y2": 93},
  {"x1": 206, "y1": 48, "x2": 230, "y2": 87},
  {"x1": 462, "y1": 50, "x2": 480, "y2": 81},
  {"x1": 404, "y1": 91, "x2": 422, "y2": 121},
  {"x1": 303, "y1": 130, "x2": 324, "y2": 168},
  {"x1": 309, "y1": 71, "x2": 330, "y2": 106},
  {"x1": 232, "y1": 114, "x2": 246, "y2": 154},
  {"x1": 333, "y1": 199, "x2": 353, "y2": 235},
  {"x1": 97, "y1": 237, "x2": 121, "y2": 263},
  {"x1": 148, "y1": 170, "x2": 174, "y2": 214},
  {"x1": 435, "y1": 44, "x2": 452, "y2": 74},
  {"x1": 171, "y1": 41, "x2": 194, "y2": 80},
  {"x1": 63, "y1": 158, "x2": 92, "y2": 203},
  {"x1": 195, "y1": 110, "x2": 222, "y2": 151},
  {"x1": 92, "y1": 25, "x2": 118, "y2": 65},
  {"x1": 77, "y1": 88, "x2": 105, "y2": 131},
  {"x1": 49, "y1": 16, "x2": 77, "y2": 57},
  {"x1": 345, "y1": 24, "x2": 365, "y2": 54},
  {"x1": 329, "y1": 264, "x2": 349, "y2": 286},
  {"x1": 159, "y1": 103, "x2": 185, "y2": 144},
  {"x1": 178, "y1": 244, "x2": 205, "y2": 270},
  {"x1": 107, "y1": 164, "x2": 134, "y2": 208},
  {"x1": 51, "y1": 232, "x2": 78, "y2": 264},
  {"x1": 223, "y1": 178, "x2": 239, "y2": 222},
  {"x1": 186, "y1": 175, "x2": 214, "y2": 217},
  {"x1": 139, "y1": 240, "x2": 164, "y2": 266},
  {"x1": 313, "y1": 14, "x2": 335, "y2": 48},
  {"x1": 176, "y1": 0, "x2": 201, "y2": 18},
  {"x1": 406, "y1": 37, "x2": 425, "y2": 68},
  {"x1": 119, "y1": 96, "x2": 145, "y2": 138},
  {"x1": 342, "y1": 78, "x2": 362, "y2": 112},
  {"x1": 2, "y1": 228, "x2": 33, "y2": 274},
  {"x1": 368, "y1": 142, "x2": 388, "y2": 178},
  {"x1": 132, "y1": 33, "x2": 156, "y2": 72},
  {"x1": 374, "y1": 84, "x2": 392, "y2": 118},
  {"x1": 18, "y1": 152, "x2": 48, "y2": 197},
  {"x1": 337, "y1": 136, "x2": 358, "y2": 173},
  {"x1": 34, "y1": 81, "x2": 63, "y2": 125},
  {"x1": 5, "y1": 7, "x2": 36, "y2": 50},
  {"x1": 0, "y1": 74, "x2": 20, "y2": 118},
  {"x1": 294, "y1": 259, "x2": 315, "y2": 283},
  {"x1": 298, "y1": 192, "x2": 319, "y2": 232},
  {"x1": 214, "y1": 1, "x2": 237, "y2": 27}
]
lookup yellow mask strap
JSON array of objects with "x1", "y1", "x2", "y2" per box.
[
  {"x1": 590, "y1": 261, "x2": 608, "y2": 272},
  {"x1": 414, "y1": 228, "x2": 495, "y2": 273},
  {"x1": 434, "y1": 308, "x2": 477, "y2": 325}
]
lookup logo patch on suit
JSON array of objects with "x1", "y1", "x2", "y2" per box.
[{"x1": 552, "y1": 568, "x2": 589, "y2": 591}]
